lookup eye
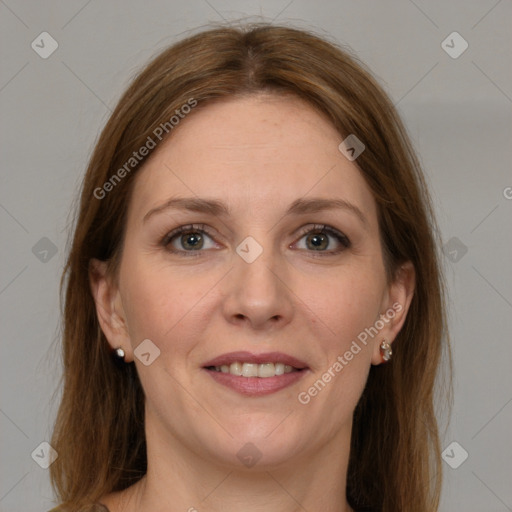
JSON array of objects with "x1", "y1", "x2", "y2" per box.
[
  {"x1": 293, "y1": 224, "x2": 351, "y2": 256},
  {"x1": 161, "y1": 224, "x2": 218, "y2": 256},
  {"x1": 161, "y1": 223, "x2": 351, "y2": 258}
]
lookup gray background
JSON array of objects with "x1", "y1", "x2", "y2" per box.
[{"x1": 0, "y1": 1, "x2": 511, "y2": 511}]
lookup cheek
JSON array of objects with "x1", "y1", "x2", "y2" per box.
[
  {"x1": 320, "y1": 269, "x2": 386, "y2": 398},
  {"x1": 119, "y1": 254, "x2": 217, "y2": 350},
  {"x1": 303, "y1": 264, "x2": 385, "y2": 347},
  {"x1": 297, "y1": 271, "x2": 381, "y2": 416},
  {"x1": 121, "y1": 273, "x2": 170, "y2": 341}
]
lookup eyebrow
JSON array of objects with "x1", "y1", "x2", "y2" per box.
[{"x1": 143, "y1": 196, "x2": 369, "y2": 228}]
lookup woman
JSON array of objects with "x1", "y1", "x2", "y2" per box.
[{"x1": 49, "y1": 23, "x2": 451, "y2": 512}]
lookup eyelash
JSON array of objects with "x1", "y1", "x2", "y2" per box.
[{"x1": 160, "y1": 223, "x2": 351, "y2": 258}]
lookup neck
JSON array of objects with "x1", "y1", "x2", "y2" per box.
[{"x1": 118, "y1": 411, "x2": 354, "y2": 512}]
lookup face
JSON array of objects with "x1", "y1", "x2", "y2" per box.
[{"x1": 91, "y1": 93, "x2": 414, "y2": 470}]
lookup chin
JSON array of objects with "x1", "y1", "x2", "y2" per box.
[{"x1": 207, "y1": 426, "x2": 307, "y2": 470}]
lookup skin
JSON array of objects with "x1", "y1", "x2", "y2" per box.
[{"x1": 90, "y1": 93, "x2": 415, "y2": 512}]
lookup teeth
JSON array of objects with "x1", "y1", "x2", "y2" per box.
[
  {"x1": 212, "y1": 362, "x2": 300, "y2": 378},
  {"x1": 258, "y1": 363, "x2": 275, "y2": 378},
  {"x1": 230, "y1": 362, "x2": 242, "y2": 376},
  {"x1": 242, "y1": 363, "x2": 259, "y2": 377}
]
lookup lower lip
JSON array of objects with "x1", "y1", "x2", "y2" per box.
[{"x1": 204, "y1": 368, "x2": 308, "y2": 396}]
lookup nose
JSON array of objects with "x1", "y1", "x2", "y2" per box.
[{"x1": 222, "y1": 237, "x2": 295, "y2": 331}]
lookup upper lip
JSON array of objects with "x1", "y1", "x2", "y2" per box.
[{"x1": 202, "y1": 351, "x2": 308, "y2": 369}]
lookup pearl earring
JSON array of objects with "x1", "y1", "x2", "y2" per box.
[{"x1": 114, "y1": 347, "x2": 125, "y2": 360}]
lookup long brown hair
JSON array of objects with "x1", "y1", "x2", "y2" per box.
[{"x1": 50, "y1": 23, "x2": 451, "y2": 511}]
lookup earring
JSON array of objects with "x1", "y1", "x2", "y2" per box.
[
  {"x1": 114, "y1": 347, "x2": 125, "y2": 360},
  {"x1": 379, "y1": 340, "x2": 392, "y2": 362}
]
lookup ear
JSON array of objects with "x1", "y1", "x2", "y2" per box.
[
  {"x1": 371, "y1": 261, "x2": 415, "y2": 365},
  {"x1": 89, "y1": 258, "x2": 134, "y2": 362}
]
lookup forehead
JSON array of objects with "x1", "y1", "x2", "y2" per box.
[{"x1": 127, "y1": 93, "x2": 378, "y2": 228}]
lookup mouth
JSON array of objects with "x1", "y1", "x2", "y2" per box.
[{"x1": 202, "y1": 351, "x2": 309, "y2": 396}]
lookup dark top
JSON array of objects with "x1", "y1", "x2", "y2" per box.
[
  {"x1": 50, "y1": 506, "x2": 376, "y2": 512},
  {"x1": 48, "y1": 506, "x2": 109, "y2": 512}
]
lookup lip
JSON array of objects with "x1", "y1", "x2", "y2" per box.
[
  {"x1": 204, "y1": 368, "x2": 309, "y2": 396},
  {"x1": 202, "y1": 351, "x2": 309, "y2": 369},
  {"x1": 202, "y1": 351, "x2": 310, "y2": 397}
]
